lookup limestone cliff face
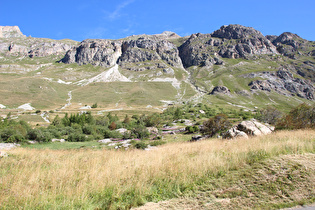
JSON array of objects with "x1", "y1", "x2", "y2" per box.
[
  {"x1": 178, "y1": 24, "x2": 278, "y2": 68},
  {"x1": 3, "y1": 39, "x2": 75, "y2": 57},
  {"x1": 0, "y1": 26, "x2": 77, "y2": 58},
  {"x1": 61, "y1": 36, "x2": 184, "y2": 70},
  {"x1": 61, "y1": 39, "x2": 122, "y2": 67},
  {"x1": 119, "y1": 37, "x2": 183, "y2": 68},
  {"x1": 0, "y1": 26, "x2": 26, "y2": 38}
]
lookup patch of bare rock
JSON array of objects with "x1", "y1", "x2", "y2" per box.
[{"x1": 223, "y1": 119, "x2": 274, "y2": 139}]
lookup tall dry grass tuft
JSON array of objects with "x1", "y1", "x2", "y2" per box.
[{"x1": 0, "y1": 130, "x2": 314, "y2": 209}]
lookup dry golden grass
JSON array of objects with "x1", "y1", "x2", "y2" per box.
[{"x1": 0, "y1": 130, "x2": 314, "y2": 209}]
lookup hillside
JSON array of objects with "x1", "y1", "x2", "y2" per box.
[
  {"x1": 1, "y1": 130, "x2": 314, "y2": 209},
  {"x1": 0, "y1": 25, "x2": 314, "y2": 124}
]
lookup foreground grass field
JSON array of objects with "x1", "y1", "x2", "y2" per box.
[{"x1": 1, "y1": 130, "x2": 314, "y2": 209}]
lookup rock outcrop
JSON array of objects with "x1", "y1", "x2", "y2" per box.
[
  {"x1": 1, "y1": 38, "x2": 75, "y2": 58},
  {"x1": 178, "y1": 24, "x2": 278, "y2": 68},
  {"x1": 211, "y1": 24, "x2": 278, "y2": 59},
  {"x1": 210, "y1": 86, "x2": 231, "y2": 95},
  {"x1": 0, "y1": 26, "x2": 77, "y2": 58},
  {"x1": 61, "y1": 39, "x2": 122, "y2": 67},
  {"x1": 223, "y1": 120, "x2": 274, "y2": 139},
  {"x1": 61, "y1": 36, "x2": 185, "y2": 71},
  {"x1": 247, "y1": 69, "x2": 314, "y2": 100},
  {"x1": 0, "y1": 26, "x2": 26, "y2": 38},
  {"x1": 119, "y1": 37, "x2": 183, "y2": 68}
]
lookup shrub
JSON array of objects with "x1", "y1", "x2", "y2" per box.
[
  {"x1": 185, "y1": 125, "x2": 199, "y2": 134},
  {"x1": 27, "y1": 129, "x2": 52, "y2": 142},
  {"x1": 202, "y1": 114, "x2": 231, "y2": 137},
  {"x1": 47, "y1": 127, "x2": 62, "y2": 139},
  {"x1": 67, "y1": 132, "x2": 88, "y2": 142},
  {"x1": 82, "y1": 124, "x2": 95, "y2": 135},
  {"x1": 6, "y1": 134, "x2": 25, "y2": 143},
  {"x1": 256, "y1": 106, "x2": 283, "y2": 125},
  {"x1": 109, "y1": 122, "x2": 117, "y2": 130},
  {"x1": 60, "y1": 126, "x2": 76, "y2": 135},
  {"x1": 133, "y1": 141, "x2": 147, "y2": 150},
  {"x1": 0, "y1": 128, "x2": 16, "y2": 142},
  {"x1": 91, "y1": 103, "x2": 98, "y2": 108},
  {"x1": 130, "y1": 126, "x2": 150, "y2": 139},
  {"x1": 276, "y1": 103, "x2": 315, "y2": 130}
]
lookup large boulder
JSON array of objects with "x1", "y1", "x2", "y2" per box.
[
  {"x1": 223, "y1": 120, "x2": 273, "y2": 139},
  {"x1": 210, "y1": 86, "x2": 231, "y2": 95},
  {"x1": 237, "y1": 121, "x2": 262, "y2": 136}
]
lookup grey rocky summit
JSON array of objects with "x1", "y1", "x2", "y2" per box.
[
  {"x1": 0, "y1": 26, "x2": 26, "y2": 38},
  {"x1": 61, "y1": 36, "x2": 184, "y2": 70},
  {"x1": 0, "y1": 26, "x2": 76, "y2": 58},
  {"x1": 178, "y1": 24, "x2": 278, "y2": 68}
]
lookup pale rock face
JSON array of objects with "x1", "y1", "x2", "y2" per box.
[
  {"x1": 60, "y1": 37, "x2": 185, "y2": 70},
  {"x1": 238, "y1": 121, "x2": 262, "y2": 136},
  {"x1": 0, "y1": 26, "x2": 26, "y2": 38},
  {"x1": 61, "y1": 39, "x2": 123, "y2": 67},
  {"x1": 223, "y1": 120, "x2": 274, "y2": 139}
]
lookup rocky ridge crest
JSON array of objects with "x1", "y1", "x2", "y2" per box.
[
  {"x1": 0, "y1": 26, "x2": 25, "y2": 38},
  {"x1": 61, "y1": 36, "x2": 184, "y2": 71}
]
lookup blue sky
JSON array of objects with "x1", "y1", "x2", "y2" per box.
[{"x1": 1, "y1": 0, "x2": 314, "y2": 41}]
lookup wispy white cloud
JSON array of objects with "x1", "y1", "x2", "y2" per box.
[{"x1": 107, "y1": 0, "x2": 135, "y2": 20}]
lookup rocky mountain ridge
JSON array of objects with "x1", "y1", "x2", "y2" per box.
[
  {"x1": 0, "y1": 26, "x2": 78, "y2": 58},
  {"x1": 57, "y1": 24, "x2": 315, "y2": 100},
  {"x1": 0, "y1": 24, "x2": 314, "y2": 113},
  {"x1": 0, "y1": 26, "x2": 25, "y2": 38}
]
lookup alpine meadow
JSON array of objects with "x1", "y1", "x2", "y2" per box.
[{"x1": 0, "y1": 24, "x2": 315, "y2": 209}]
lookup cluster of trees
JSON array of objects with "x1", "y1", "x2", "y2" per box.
[{"x1": 0, "y1": 103, "x2": 314, "y2": 144}]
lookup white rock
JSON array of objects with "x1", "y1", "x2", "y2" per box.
[
  {"x1": 0, "y1": 151, "x2": 8, "y2": 158},
  {"x1": 51, "y1": 139, "x2": 65, "y2": 142},
  {"x1": 0, "y1": 143, "x2": 20, "y2": 150},
  {"x1": 80, "y1": 106, "x2": 91, "y2": 110},
  {"x1": 98, "y1": 139, "x2": 112, "y2": 144},
  {"x1": 252, "y1": 121, "x2": 272, "y2": 135},
  {"x1": 116, "y1": 128, "x2": 128, "y2": 134},
  {"x1": 238, "y1": 121, "x2": 262, "y2": 136},
  {"x1": 17, "y1": 103, "x2": 35, "y2": 111}
]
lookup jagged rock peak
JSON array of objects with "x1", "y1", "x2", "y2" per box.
[
  {"x1": 61, "y1": 39, "x2": 122, "y2": 67},
  {"x1": 0, "y1": 26, "x2": 26, "y2": 38},
  {"x1": 272, "y1": 32, "x2": 305, "y2": 48},
  {"x1": 125, "y1": 31, "x2": 180, "y2": 41},
  {"x1": 275, "y1": 32, "x2": 302, "y2": 42},
  {"x1": 156, "y1": 31, "x2": 181, "y2": 39},
  {"x1": 211, "y1": 24, "x2": 264, "y2": 39},
  {"x1": 61, "y1": 37, "x2": 184, "y2": 69}
]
